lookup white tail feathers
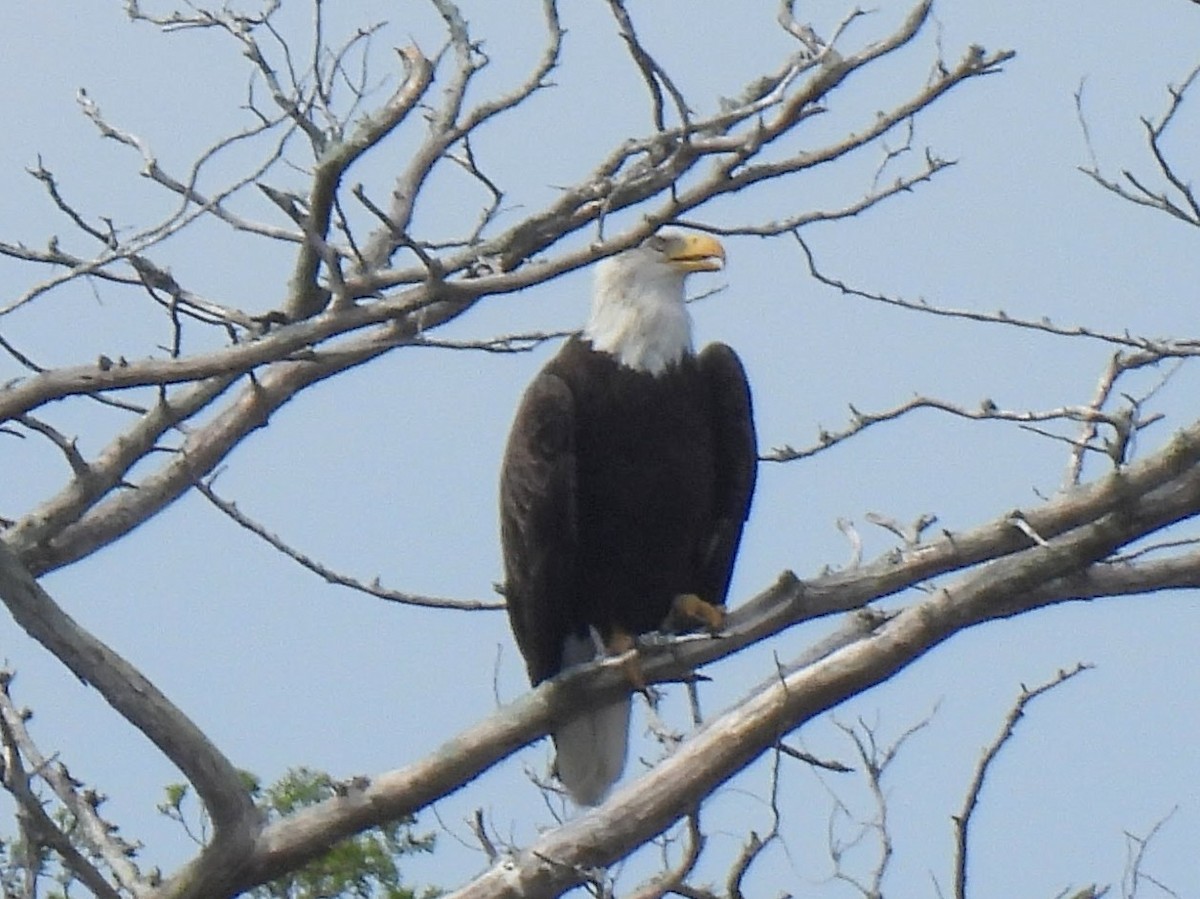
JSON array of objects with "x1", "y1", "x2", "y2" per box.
[
  {"x1": 554, "y1": 630, "x2": 631, "y2": 805},
  {"x1": 554, "y1": 696, "x2": 631, "y2": 806}
]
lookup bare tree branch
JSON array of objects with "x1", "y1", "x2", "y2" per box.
[
  {"x1": 196, "y1": 479, "x2": 503, "y2": 611},
  {"x1": 1121, "y1": 807, "x2": 1180, "y2": 899},
  {"x1": 604, "y1": 0, "x2": 692, "y2": 133},
  {"x1": 7, "y1": 375, "x2": 240, "y2": 568},
  {"x1": 1077, "y1": 63, "x2": 1200, "y2": 228},
  {"x1": 953, "y1": 664, "x2": 1092, "y2": 899},
  {"x1": 284, "y1": 44, "x2": 436, "y2": 318},
  {"x1": 681, "y1": 147, "x2": 957, "y2": 238},
  {"x1": 0, "y1": 676, "x2": 141, "y2": 898},
  {"x1": 11, "y1": 415, "x2": 90, "y2": 478},
  {"x1": 625, "y1": 812, "x2": 706, "y2": 899},
  {"x1": 0, "y1": 544, "x2": 259, "y2": 870},
  {"x1": 357, "y1": 1, "x2": 563, "y2": 273},
  {"x1": 793, "y1": 232, "x2": 1200, "y2": 354},
  {"x1": 765, "y1": 391, "x2": 1159, "y2": 463}
]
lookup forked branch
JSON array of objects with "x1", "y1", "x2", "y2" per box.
[{"x1": 953, "y1": 664, "x2": 1092, "y2": 899}]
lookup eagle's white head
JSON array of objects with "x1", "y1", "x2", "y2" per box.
[{"x1": 583, "y1": 231, "x2": 726, "y2": 375}]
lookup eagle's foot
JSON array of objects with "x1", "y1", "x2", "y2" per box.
[
  {"x1": 607, "y1": 628, "x2": 649, "y2": 697},
  {"x1": 669, "y1": 593, "x2": 726, "y2": 634}
]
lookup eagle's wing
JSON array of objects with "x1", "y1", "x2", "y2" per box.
[
  {"x1": 697, "y1": 342, "x2": 757, "y2": 606},
  {"x1": 499, "y1": 369, "x2": 578, "y2": 686}
]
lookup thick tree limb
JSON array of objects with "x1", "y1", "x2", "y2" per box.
[
  {"x1": 12, "y1": 342, "x2": 390, "y2": 574},
  {"x1": 7, "y1": 375, "x2": 239, "y2": 567},
  {"x1": 443, "y1": 500, "x2": 1142, "y2": 896},
  {"x1": 0, "y1": 543, "x2": 259, "y2": 850}
]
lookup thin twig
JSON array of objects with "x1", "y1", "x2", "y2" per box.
[
  {"x1": 1121, "y1": 807, "x2": 1180, "y2": 899},
  {"x1": 0, "y1": 673, "x2": 144, "y2": 897},
  {"x1": 196, "y1": 480, "x2": 503, "y2": 611},
  {"x1": 1076, "y1": 62, "x2": 1200, "y2": 227},
  {"x1": 794, "y1": 232, "x2": 1200, "y2": 355},
  {"x1": 766, "y1": 391, "x2": 1148, "y2": 463},
  {"x1": 953, "y1": 664, "x2": 1092, "y2": 899},
  {"x1": 604, "y1": 0, "x2": 691, "y2": 132}
]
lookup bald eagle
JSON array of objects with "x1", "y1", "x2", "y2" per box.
[{"x1": 499, "y1": 232, "x2": 757, "y2": 805}]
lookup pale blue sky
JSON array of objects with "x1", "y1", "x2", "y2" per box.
[{"x1": 2, "y1": 1, "x2": 1199, "y2": 895}]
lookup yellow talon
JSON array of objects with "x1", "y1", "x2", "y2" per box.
[
  {"x1": 606, "y1": 628, "x2": 648, "y2": 694},
  {"x1": 669, "y1": 593, "x2": 726, "y2": 634}
]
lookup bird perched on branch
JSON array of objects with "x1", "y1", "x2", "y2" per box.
[{"x1": 499, "y1": 231, "x2": 757, "y2": 805}]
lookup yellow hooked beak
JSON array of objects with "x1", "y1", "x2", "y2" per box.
[{"x1": 663, "y1": 232, "x2": 726, "y2": 273}]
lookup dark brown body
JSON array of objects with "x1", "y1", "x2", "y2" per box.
[{"x1": 500, "y1": 336, "x2": 757, "y2": 687}]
